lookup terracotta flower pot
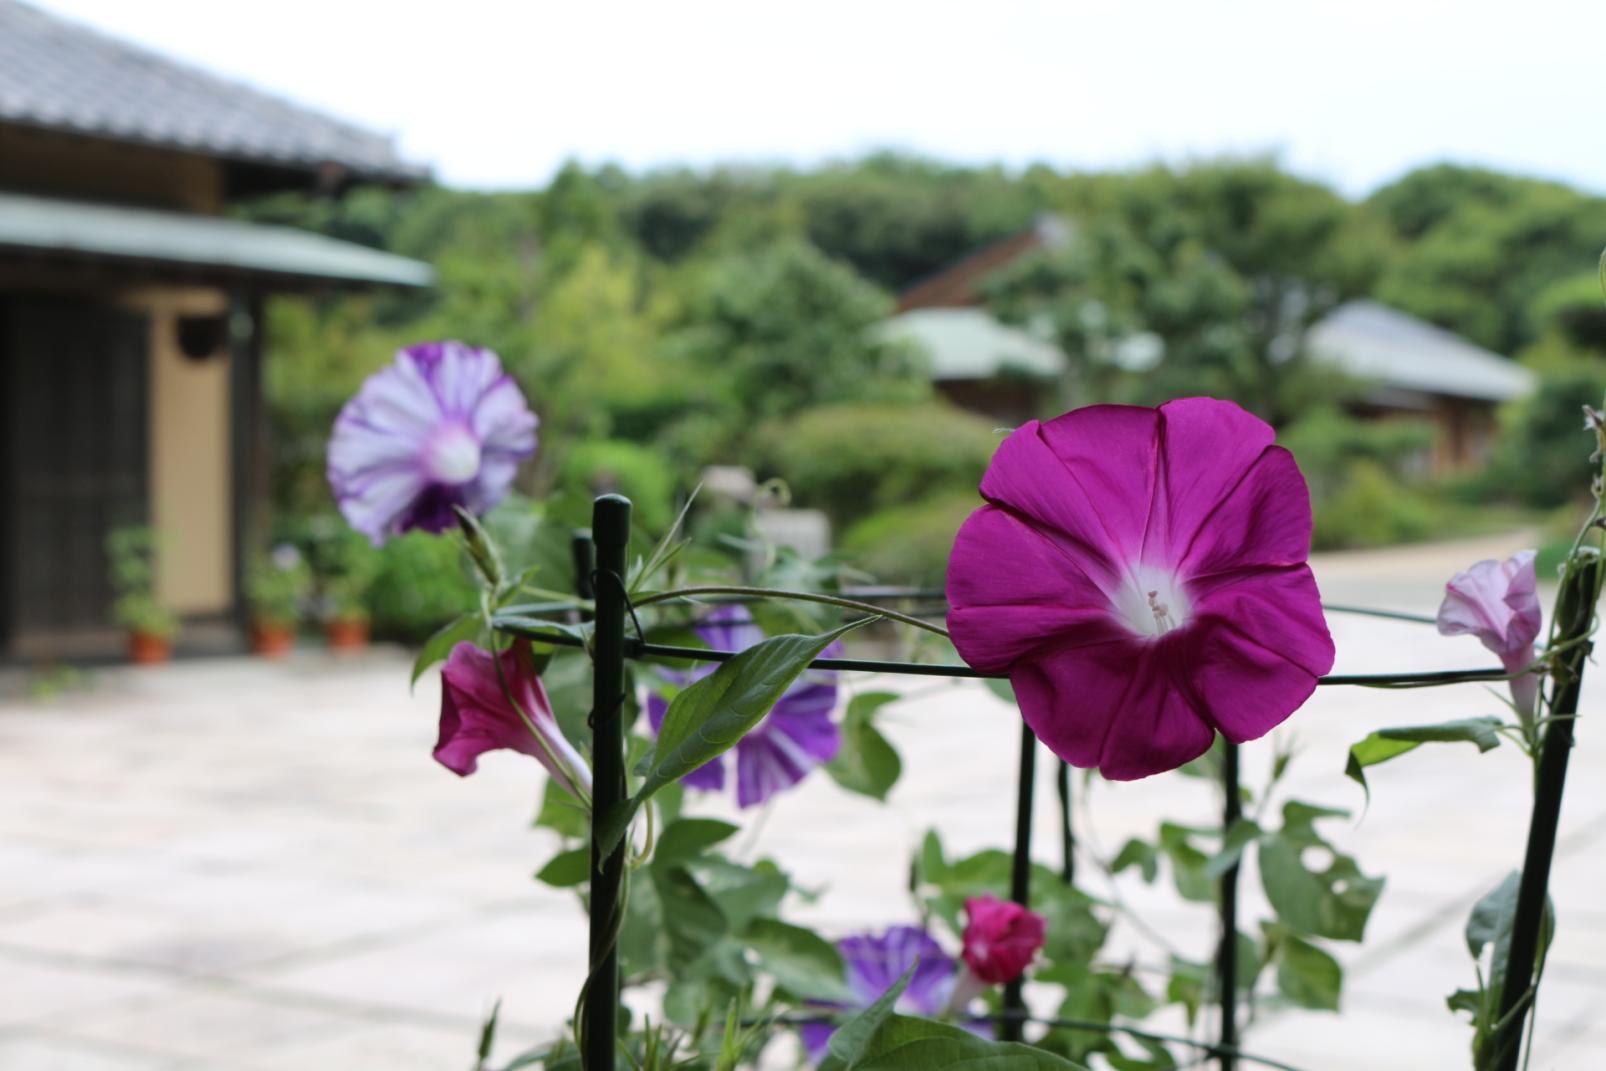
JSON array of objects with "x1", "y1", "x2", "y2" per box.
[
  {"x1": 128, "y1": 632, "x2": 172, "y2": 665},
  {"x1": 325, "y1": 618, "x2": 370, "y2": 653},
  {"x1": 251, "y1": 622, "x2": 296, "y2": 659}
]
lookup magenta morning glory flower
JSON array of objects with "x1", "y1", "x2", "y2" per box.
[
  {"x1": 946, "y1": 397, "x2": 1335, "y2": 781},
  {"x1": 1437, "y1": 550, "x2": 1542, "y2": 720},
  {"x1": 646, "y1": 605, "x2": 841, "y2": 808},
  {"x1": 436, "y1": 639, "x2": 592, "y2": 801},
  {"x1": 800, "y1": 926, "x2": 956, "y2": 1063},
  {"x1": 328, "y1": 341, "x2": 537, "y2": 545}
]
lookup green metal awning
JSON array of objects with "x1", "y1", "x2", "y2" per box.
[{"x1": 0, "y1": 191, "x2": 434, "y2": 288}]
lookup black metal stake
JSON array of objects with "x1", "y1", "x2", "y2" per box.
[
  {"x1": 1218, "y1": 742, "x2": 1242, "y2": 1071},
  {"x1": 1491, "y1": 559, "x2": 1599, "y2": 1071},
  {"x1": 572, "y1": 530, "x2": 596, "y2": 607},
  {"x1": 584, "y1": 495, "x2": 631, "y2": 1071},
  {"x1": 1002, "y1": 720, "x2": 1038, "y2": 1041},
  {"x1": 1056, "y1": 760, "x2": 1075, "y2": 885}
]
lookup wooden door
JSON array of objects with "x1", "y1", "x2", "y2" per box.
[{"x1": 1, "y1": 294, "x2": 149, "y2": 643}]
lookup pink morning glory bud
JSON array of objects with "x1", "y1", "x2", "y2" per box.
[
  {"x1": 961, "y1": 894, "x2": 1046, "y2": 985},
  {"x1": 435, "y1": 639, "x2": 591, "y2": 801},
  {"x1": 328, "y1": 341, "x2": 537, "y2": 545},
  {"x1": 1437, "y1": 550, "x2": 1543, "y2": 720}
]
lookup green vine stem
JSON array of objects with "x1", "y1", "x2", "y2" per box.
[{"x1": 631, "y1": 584, "x2": 951, "y2": 638}]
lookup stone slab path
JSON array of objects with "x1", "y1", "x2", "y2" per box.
[{"x1": 1, "y1": 532, "x2": 1603, "y2": 1069}]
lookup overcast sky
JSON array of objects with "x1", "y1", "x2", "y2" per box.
[{"x1": 30, "y1": 0, "x2": 1606, "y2": 197}]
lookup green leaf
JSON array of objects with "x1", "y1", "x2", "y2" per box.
[
  {"x1": 1344, "y1": 717, "x2": 1504, "y2": 798},
  {"x1": 1466, "y1": 871, "x2": 1522, "y2": 961},
  {"x1": 826, "y1": 964, "x2": 913, "y2": 1067},
  {"x1": 487, "y1": 614, "x2": 592, "y2": 651},
  {"x1": 645, "y1": 619, "x2": 870, "y2": 795},
  {"x1": 1110, "y1": 838, "x2": 1159, "y2": 884},
  {"x1": 411, "y1": 613, "x2": 481, "y2": 687},
  {"x1": 654, "y1": 818, "x2": 740, "y2": 867},
  {"x1": 475, "y1": 998, "x2": 500, "y2": 1069},
  {"x1": 651, "y1": 864, "x2": 728, "y2": 972},
  {"x1": 917, "y1": 830, "x2": 948, "y2": 885},
  {"x1": 687, "y1": 856, "x2": 789, "y2": 933},
  {"x1": 1164, "y1": 956, "x2": 1207, "y2": 1027},
  {"x1": 1258, "y1": 801, "x2": 1383, "y2": 941},
  {"x1": 601, "y1": 619, "x2": 872, "y2": 855},
  {"x1": 534, "y1": 846, "x2": 590, "y2": 888},
  {"x1": 839, "y1": 1013, "x2": 1088, "y2": 1069},
  {"x1": 1271, "y1": 928, "x2": 1343, "y2": 1011},
  {"x1": 744, "y1": 917, "x2": 856, "y2": 1002},
  {"x1": 1157, "y1": 824, "x2": 1214, "y2": 902},
  {"x1": 533, "y1": 776, "x2": 588, "y2": 838},
  {"x1": 1104, "y1": 1035, "x2": 1177, "y2": 1071},
  {"x1": 828, "y1": 691, "x2": 903, "y2": 800},
  {"x1": 1204, "y1": 819, "x2": 1262, "y2": 881}
]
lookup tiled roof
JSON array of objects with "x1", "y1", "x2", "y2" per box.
[
  {"x1": 877, "y1": 308, "x2": 1065, "y2": 380},
  {"x1": 1307, "y1": 300, "x2": 1535, "y2": 404},
  {"x1": 0, "y1": 1, "x2": 424, "y2": 182}
]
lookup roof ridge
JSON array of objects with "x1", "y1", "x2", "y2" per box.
[{"x1": 0, "y1": 0, "x2": 424, "y2": 181}]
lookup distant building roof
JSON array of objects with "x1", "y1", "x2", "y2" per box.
[
  {"x1": 882, "y1": 299, "x2": 1536, "y2": 406},
  {"x1": 0, "y1": 1, "x2": 425, "y2": 184},
  {"x1": 1306, "y1": 300, "x2": 1535, "y2": 404},
  {"x1": 878, "y1": 307, "x2": 1064, "y2": 380},
  {"x1": 0, "y1": 191, "x2": 433, "y2": 288},
  {"x1": 897, "y1": 215, "x2": 1072, "y2": 311}
]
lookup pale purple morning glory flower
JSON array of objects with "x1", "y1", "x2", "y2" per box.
[
  {"x1": 800, "y1": 925, "x2": 956, "y2": 1063},
  {"x1": 328, "y1": 341, "x2": 537, "y2": 545},
  {"x1": 1437, "y1": 550, "x2": 1543, "y2": 720},
  {"x1": 646, "y1": 605, "x2": 841, "y2": 808}
]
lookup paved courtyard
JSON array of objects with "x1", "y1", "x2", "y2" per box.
[{"x1": 1, "y1": 532, "x2": 1603, "y2": 1069}]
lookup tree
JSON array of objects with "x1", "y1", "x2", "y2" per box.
[
  {"x1": 1372, "y1": 168, "x2": 1606, "y2": 353},
  {"x1": 987, "y1": 160, "x2": 1385, "y2": 426},
  {"x1": 671, "y1": 239, "x2": 923, "y2": 422}
]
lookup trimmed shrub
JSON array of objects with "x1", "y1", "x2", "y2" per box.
[
  {"x1": 841, "y1": 492, "x2": 980, "y2": 585},
  {"x1": 1311, "y1": 461, "x2": 1436, "y2": 550},
  {"x1": 367, "y1": 532, "x2": 477, "y2": 642},
  {"x1": 757, "y1": 402, "x2": 1003, "y2": 527},
  {"x1": 1488, "y1": 361, "x2": 1606, "y2": 508},
  {"x1": 556, "y1": 439, "x2": 679, "y2": 535}
]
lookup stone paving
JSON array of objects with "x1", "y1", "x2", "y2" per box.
[{"x1": 1, "y1": 532, "x2": 1604, "y2": 1069}]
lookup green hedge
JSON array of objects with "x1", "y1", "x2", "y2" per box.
[
  {"x1": 757, "y1": 402, "x2": 1002, "y2": 527},
  {"x1": 841, "y1": 491, "x2": 981, "y2": 585}
]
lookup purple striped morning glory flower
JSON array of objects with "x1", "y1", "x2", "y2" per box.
[
  {"x1": 646, "y1": 605, "x2": 842, "y2": 808},
  {"x1": 328, "y1": 341, "x2": 537, "y2": 545},
  {"x1": 800, "y1": 926, "x2": 956, "y2": 1063}
]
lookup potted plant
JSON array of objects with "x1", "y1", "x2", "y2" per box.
[
  {"x1": 245, "y1": 544, "x2": 309, "y2": 658},
  {"x1": 106, "y1": 526, "x2": 179, "y2": 664},
  {"x1": 319, "y1": 528, "x2": 379, "y2": 653}
]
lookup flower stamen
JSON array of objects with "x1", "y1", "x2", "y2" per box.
[{"x1": 1148, "y1": 590, "x2": 1178, "y2": 634}]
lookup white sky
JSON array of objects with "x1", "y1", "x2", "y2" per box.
[{"x1": 30, "y1": 0, "x2": 1606, "y2": 197}]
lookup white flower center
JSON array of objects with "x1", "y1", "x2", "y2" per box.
[
  {"x1": 1112, "y1": 565, "x2": 1191, "y2": 639},
  {"x1": 424, "y1": 424, "x2": 482, "y2": 485}
]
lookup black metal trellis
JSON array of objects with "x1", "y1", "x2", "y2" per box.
[{"x1": 523, "y1": 496, "x2": 1587, "y2": 1071}]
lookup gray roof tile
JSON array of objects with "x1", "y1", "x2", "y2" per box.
[{"x1": 0, "y1": 1, "x2": 425, "y2": 181}]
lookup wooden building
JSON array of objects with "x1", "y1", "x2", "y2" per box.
[
  {"x1": 0, "y1": 0, "x2": 432, "y2": 659},
  {"x1": 885, "y1": 217, "x2": 1534, "y2": 472}
]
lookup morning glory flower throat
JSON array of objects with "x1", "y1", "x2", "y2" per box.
[
  {"x1": 647, "y1": 605, "x2": 842, "y2": 808},
  {"x1": 328, "y1": 341, "x2": 537, "y2": 545},
  {"x1": 946, "y1": 397, "x2": 1335, "y2": 780}
]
